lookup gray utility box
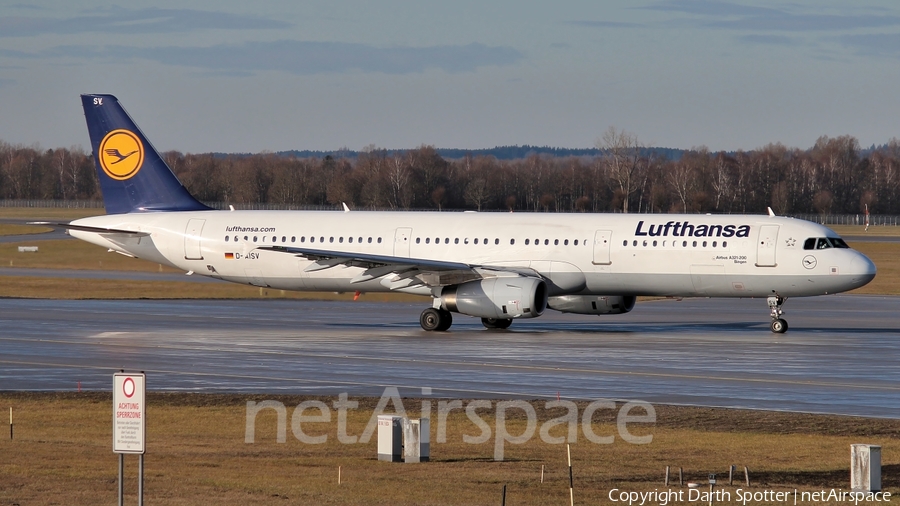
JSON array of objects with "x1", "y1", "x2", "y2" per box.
[
  {"x1": 377, "y1": 415, "x2": 403, "y2": 462},
  {"x1": 403, "y1": 418, "x2": 430, "y2": 463},
  {"x1": 851, "y1": 444, "x2": 881, "y2": 492}
]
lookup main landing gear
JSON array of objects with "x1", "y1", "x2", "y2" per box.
[
  {"x1": 418, "y1": 309, "x2": 514, "y2": 331},
  {"x1": 768, "y1": 295, "x2": 788, "y2": 334},
  {"x1": 481, "y1": 317, "x2": 512, "y2": 330},
  {"x1": 420, "y1": 308, "x2": 452, "y2": 331}
]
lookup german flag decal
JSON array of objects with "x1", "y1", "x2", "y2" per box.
[{"x1": 225, "y1": 252, "x2": 234, "y2": 259}]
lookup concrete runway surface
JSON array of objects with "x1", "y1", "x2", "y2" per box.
[{"x1": 1, "y1": 295, "x2": 898, "y2": 418}]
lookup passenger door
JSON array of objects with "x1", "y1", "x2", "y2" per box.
[{"x1": 756, "y1": 225, "x2": 779, "y2": 267}]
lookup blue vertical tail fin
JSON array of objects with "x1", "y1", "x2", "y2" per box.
[{"x1": 81, "y1": 94, "x2": 210, "y2": 214}]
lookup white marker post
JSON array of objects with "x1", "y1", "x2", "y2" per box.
[{"x1": 113, "y1": 372, "x2": 146, "y2": 506}]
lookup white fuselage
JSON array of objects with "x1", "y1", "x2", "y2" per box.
[{"x1": 69, "y1": 210, "x2": 876, "y2": 300}]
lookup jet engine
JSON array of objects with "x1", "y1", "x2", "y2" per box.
[
  {"x1": 441, "y1": 277, "x2": 548, "y2": 319},
  {"x1": 547, "y1": 295, "x2": 636, "y2": 315}
]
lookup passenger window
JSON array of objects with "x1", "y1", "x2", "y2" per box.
[
  {"x1": 525, "y1": 239, "x2": 530, "y2": 245},
  {"x1": 474, "y1": 238, "x2": 479, "y2": 244},
  {"x1": 253, "y1": 236, "x2": 257, "y2": 242},
  {"x1": 426, "y1": 238, "x2": 430, "y2": 244},
  {"x1": 225, "y1": 236, "x2": 230, "y2": 242},
  {"x1": 633, "y1": 240, "x2": 637, "y2": 246},
  {"x1": 652, "y1": 240, "x2": 657, "y2": 247},
  {"x1": 723, "y1": 241, "x2": 727, "y2": 248},
  {"x1": 484, "y1": 238, "x2": 489, "y2": 245},
  {"x1": 416, "y1": 238, "x2": 420, "y2": 244},
  {"x1": 712, "y1": 241, "x2": 717, "y2": 247},
  {"x1": 623, "y1": 240, "x2": 627, "y2": 246},
  {"x1": 339, "y1": 237, "x2": 343, "y2": 243},
  {"x1": 455, "y1": 238, "x2": 459, "y2": 244},
  {"x1": 702, "y1": 241, "x2": 707, "y2": 247},
  {"x1": 510, "y1": 239, "x2": 515, "y2": 245},
  {"x1": 692, "y1": 241, "x2": 697, "y2": 247},
  {"x1": 565, "y1": 239, "x2": 569, "y2": 246},
  {"x1": 368, "y1": 237, "x2": 372, "y2": 243},
  {"x1": 330, "y1": 237, "x2": 334, "y2": 243},
  {"x1": 444, "y1": 238, "x2": 449, "y2": 244},
  {"x1": 682, "y1": 241, "x2": 687, "y2": 247},
  {"x1": 349, "y1": 237, "x2": 354, "y2": 243},
  {"x1": 310, "y1": 237, "x2": 315, "y2": 243},
  {"x1": 291, "y1": 237, "x2": 296, "y2": 243},
  {"x1": 494, "y1": 238, "x2": 499, "y2": 245},
  {"x1": 574, "y1": 240, "x2": 579, "y2": 246},
  {"x1": 642, "y1": 240, "x2": 648, "y2": 247},
  {"x1": 378, "y1": 238, "x2": 382, "y2": 243}
]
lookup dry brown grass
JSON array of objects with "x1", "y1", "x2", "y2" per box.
[
  {"x1": 0, "y1": 240, "x2": 178, "y2": 272},
  {"x1": 0, "y1": 393, "x2": 896, "y2": 505},
  {"x1": 0, "y1": 224, "x2": 52, "y2": 236},
  {"x1": 830, "y1": 225, "x2": 900, "y2": 237},
  {"x1": 848, "y1": 242, "x2": 900, "y2": 295},
  {"x1": 0, "y1": 207, "x2": 104, "y2": 220}
]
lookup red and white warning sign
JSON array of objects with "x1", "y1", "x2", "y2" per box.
[{"x1": 113, "y1": 373, "x2": 145, "y2": 454}]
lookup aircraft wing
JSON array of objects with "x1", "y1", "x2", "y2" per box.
[
  {"x1": 28, "y1": 222, "x2": 150, "y2": 237},
  {"x1": 259, "y1": 245, "x2": 538, "y2": 288}
]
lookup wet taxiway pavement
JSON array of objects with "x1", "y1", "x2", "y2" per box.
[{"x1": 1, "y1": 295, "x2": 898, "y2": 417}]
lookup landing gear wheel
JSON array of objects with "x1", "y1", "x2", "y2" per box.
[
  {"x1": 481, "y1": 317, "x2": 513, "y2": 330},
  {"x1": 436, "y1": 309, "x2": 453, "y2": 331},
  {"x1": 420, "y1": 308, "x2": 452, "y2": 331},
  {"x1": 770, "y1": 318, "x2": 788, "y2": 334},
  {"x1": 767, "y1": 295, "x2": 788, "y2": 334}
]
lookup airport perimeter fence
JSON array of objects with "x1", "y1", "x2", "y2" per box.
[
  {"x1": 2, "y1": 200, "x2": 900, "y2": 226},
  {"x1": 788, "y1": 213, "x2": 900, "y2": 227}
]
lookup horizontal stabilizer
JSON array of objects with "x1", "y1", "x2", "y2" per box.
[{"x1": 29, "y1": 221, "x2": 150, "y2": 237}]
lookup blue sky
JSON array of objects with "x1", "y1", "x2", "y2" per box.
[{"x1": 1, "y1": 1, "x2": 898, "y2": 153}]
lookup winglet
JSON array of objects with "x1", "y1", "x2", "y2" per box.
[
  {"x1": 767, "y1": 207, "x2": 776, "y2": 217},
  {"x1": 342, "y1": 202, "x2": 351, "y2": 213}
]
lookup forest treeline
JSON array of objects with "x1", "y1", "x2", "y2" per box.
[{"x1": 2, "y1": 128, "x2": 899, "y2": 215}]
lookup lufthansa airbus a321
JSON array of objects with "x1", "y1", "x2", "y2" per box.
[{"x1": 42, "y1": 94, "x2": 877, "y2": 333}]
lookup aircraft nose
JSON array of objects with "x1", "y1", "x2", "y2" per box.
[{"x1": 850, "y1": 253, "x2": 877, "y2": 285}]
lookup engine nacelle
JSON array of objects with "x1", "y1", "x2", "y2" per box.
[
  {"x1": 547, "y1": 295, "x2": 636, "y2": 315},
  {"x1": 441, "y1": 277, "x2": 548, "y2": 319}
]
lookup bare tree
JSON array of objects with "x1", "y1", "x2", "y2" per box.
[{"x1": 597, "y1": 126, "x2": 645, "y2": 213}]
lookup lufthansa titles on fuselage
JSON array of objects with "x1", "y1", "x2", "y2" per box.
[{"x1": 634, "y1": 220, "x2": 751, "y2": 238}]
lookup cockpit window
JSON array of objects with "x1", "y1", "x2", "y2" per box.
[
  {"x1": 804, "y1": 237, "x2": 850, "y2": 250},
  {"x1": 829, "y1": 237, "x2": 849, "y2": 248}
]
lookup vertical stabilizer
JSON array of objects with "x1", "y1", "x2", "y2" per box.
[{"x1": 81, "y1": 94, "x2": 210, "y2": 214}]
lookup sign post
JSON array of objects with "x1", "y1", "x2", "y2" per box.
[{"x1": 113, "y1": 372, "x2": 145, "y2": 506}]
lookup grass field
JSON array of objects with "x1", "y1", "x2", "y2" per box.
[
  {"x1": 0, "y1": 393, "x2": 896, "y2": 505},
  {"x1": 0, "y1": 224, "x2": 52, "y2": 236}
]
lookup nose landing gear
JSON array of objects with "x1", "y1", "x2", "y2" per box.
[{"x1": 768, "y1": 295, "x2": 788, "y2": 333}]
